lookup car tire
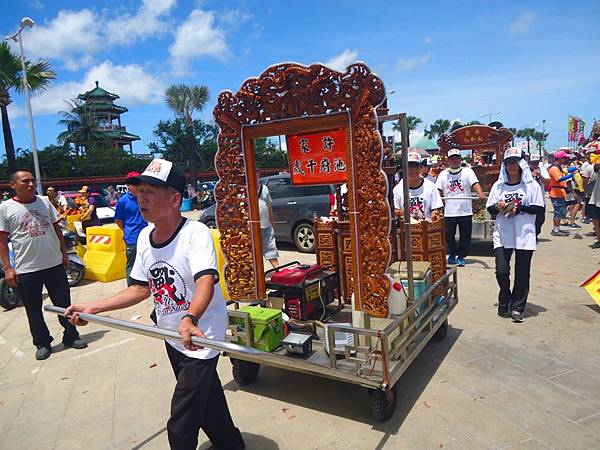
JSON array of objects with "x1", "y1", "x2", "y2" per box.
[{"x1": 293, "y1": 222, "x2": 316, "y2": 253}]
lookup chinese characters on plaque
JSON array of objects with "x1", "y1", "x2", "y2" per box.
[{"x1": 286, "y1": 128, "x2": 348, "y2": 185}]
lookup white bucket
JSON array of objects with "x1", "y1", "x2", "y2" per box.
[{"x1": 387, "y1": 275, "x2": 408, "y2": 316}]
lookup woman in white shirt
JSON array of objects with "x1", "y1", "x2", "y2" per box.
[{"x1": 486, "y1": 147, "x2": 544, "y2": 322}]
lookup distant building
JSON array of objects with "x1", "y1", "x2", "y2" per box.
[{"x1": 77, "y1": 81, "x2": 140, "y2": 153}]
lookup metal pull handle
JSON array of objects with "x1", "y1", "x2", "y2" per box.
[
  {"x1": 43, "y1": 305, "x2": 264, "y2": 355},
  {"x1": 287, "y1": 201, "x2": 297, "y2": 205}
]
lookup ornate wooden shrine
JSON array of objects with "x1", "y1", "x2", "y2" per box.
[{"x1": 213, "y1": 62, "x2": 392, "y2": 317}]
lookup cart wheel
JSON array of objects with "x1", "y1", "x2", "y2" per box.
[
  {"x1": 432, "y1": 319, "x2": 448, "y2": 342},
  {"x1": 231, "y1": 358, "x2": 260, "y2": 386},
  {"x1": 368, "y1": 385, "x2": 397, "y2": 422}
]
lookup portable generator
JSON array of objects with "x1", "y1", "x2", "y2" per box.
[{"x1": 265, "y1": 262, "x2": 337, "y2": 321}]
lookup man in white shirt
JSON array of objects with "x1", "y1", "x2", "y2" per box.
[
  {"x1": 581, "y1": 150, "x2": 596, "y2": 224},
  {"x1": 393, "y1": 152, "x2": 443, "y2": 222},
  {"x1": 529, "y1": 154, "x2": 550, "y2": 238},
  {"x1": 435, "y1": 149, "x2": 485, "y2": 267},
  {"x1": 66, "y1": 159, "x2": 244, "y2": 450}
]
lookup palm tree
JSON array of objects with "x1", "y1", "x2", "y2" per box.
[
  {"x1": 465, "y1": 120, "x2": 482, "y2": 126},
  {"x1": 392, "y1": 115, "x2": 422, "y2": 146},
  {"x1": 57, "y1": 99, "x2": 104, "y2": 155},
  {"x1": 0, "y1": 42, "x2": 56, "y2": 175},
  {"x1": 517, "y1": 128, "x2": 536, "y2": 154},
  {"x1": 533, "y1": 130, "x2": 549, "y2": 154},
  {"x1": 165, "y1": 84, "x2": 209, "y2": 187},
  {"x1": 424, "y1": 119, "x2": 451, "y2": 139}
]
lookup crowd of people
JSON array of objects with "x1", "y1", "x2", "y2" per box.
[{"x1": 393, "y1": 145, "x2": 597, "y2": 322}]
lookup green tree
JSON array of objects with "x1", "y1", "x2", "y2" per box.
[
  {"x1": 57, "y1": 99, "x2": 105, "y2": 154},
  {"x1": 0, "y1": 41, "x2": 56, "y2": 175},
  {"x1": 507, "y1": 127, "x2": 518, "y2": 146},
  {"x1": 392, "y1": 115, "x2": 422, "y2": 146},
  {"x1": 465, "y1": 120, "x2": 482, "y2": 126},
  {"x1": 254, "y1": 138, "x2": 288, "y2": 169},
  {"x1": 148, "y1": 118, "x2": 219, "y2": 171},
  {"x1": 165, "y1": 84, "x2": 209, "y2": 186},
  {"x1": 424, "y1": 119, "x2": 451, "y2": 139},
  {"x1": 517, "y1": 128, "x2": 536, "y2": 153}
]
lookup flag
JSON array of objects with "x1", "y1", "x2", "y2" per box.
[{"x1": 580, "y1": 269, "x2": 600, "y2": 306}]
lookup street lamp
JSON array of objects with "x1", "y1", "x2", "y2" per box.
[
  {"x1": 535, "y1": 120, "x2": 551, "y2": 156},
  {"x1": 5, "y1": 17, "x2": 43, "y2": 195},
  {"x1": 480, "y1": 111, "x2": 501, "y2": 124}
]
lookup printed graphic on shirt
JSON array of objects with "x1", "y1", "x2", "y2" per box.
[
  {"x1": 148, "y1": 261, "x2": 190, "y2": 316},
  {"x1": 409, "y1": 197, "x2": 426, "y2": 220},
  {"x1": 18, "y1": 210, "x2": 50, "y2": 237},
  {"x1": 503, "y1": 191, "x2": 525, "y2": 207},
  {"x1": 447, "y1": 179, "x2": 465, "y2": 194}
]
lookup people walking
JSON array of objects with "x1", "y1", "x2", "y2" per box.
[
  {"x1": 528, "y1": 154, "x2": 550, "y2": 239},
  {"x1": 114, "y1": 171, "x2": 148, "y2": 286},
  {"x1": 547, "y1": 151, "x2": 573, "y2": 236},
  {"x1": 66, "y1": 159, "x2": 245, "y2": 450},
  {"x1": 435, "y1": 149, "x2": 485, "y2": 267},
  {"x1": 258, "y1": 181, "x2": 279, "y2": 268},
  {"x1": 0, "y1": 170, "x2": 87, "y2": 360},
  {"x1": 486, "y1": 148, "x2": 545, "y2": 323}
]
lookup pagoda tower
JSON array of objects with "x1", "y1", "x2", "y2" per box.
[{"x1": 77, "y1": 81, "x2": 140, "y2": 153}]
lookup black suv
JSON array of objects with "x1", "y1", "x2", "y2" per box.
[{"x1": 199, "y1": 174, "x2": 335, "y2": 253}]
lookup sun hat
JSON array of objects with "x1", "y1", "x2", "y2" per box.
[
  {"x1": 128, "y1": 159, "x2": 186, "y2": 194},
  {"x1": 553, "y1": 150, "x2": 570, "y2": 160},
  {"x1": 530, "y1": 154, "x2": 541, "y2": 162},
  {"x1": 126, "y1": 171, "x2": 141, "y2": 183},
  {"x1": 448, "y1": 149, "x2": 461, "y2": 158},
  {"x1": 503, "y1": 147, "x2": 523, "y2": 161},
  {"x1": 407, "y1": 152, "x2": 422, "y2": 163}
]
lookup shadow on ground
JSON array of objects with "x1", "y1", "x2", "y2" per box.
[
  {"x1": 585, "y1": 304, "x2": 600, "y2": 314},
  {"x1": 51, "y1": 329, "x2": 111, "y2": 353},
  {"x1": 199, "y1": 432, "x2": 280, "y2": 450},
  {"x1": 223, "y1": 326, "x2": 461, "y2": 433}
]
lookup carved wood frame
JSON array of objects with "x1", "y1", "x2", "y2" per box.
[{"x1": 213, "y1": 62, "x2": 392, "y2": 317}]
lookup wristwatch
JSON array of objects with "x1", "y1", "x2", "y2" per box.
[{"x1": 182, "y1": 313, "x2": 199, "y2": 326}]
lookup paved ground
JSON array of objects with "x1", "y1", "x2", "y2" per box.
[{"x1": 0, "y1": 209, "x2": 599, "y2": 449}]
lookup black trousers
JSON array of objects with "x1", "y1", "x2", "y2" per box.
[
  {"x1": 494, "y1": 248, "x2": 534, "y2": 313},
  {"x1": 535, "y1": 208, "x2": 546, "y2": 237},
  {"x1": 18, "y1": 264, "x2": 79, "y2": 348},
  {"x1": 125, "y1": 243, "x2": 137, "y2": 287},
  {"x1": 165, "y1": 343, "x2": 245, "y2": 450},
  {"x1": 445, "y1": 215, "x2": 473, "y2": 258}
]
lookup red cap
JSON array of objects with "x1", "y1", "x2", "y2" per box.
[{"x1": 126, "y1": 171, "x2": 141, "y2": 181}]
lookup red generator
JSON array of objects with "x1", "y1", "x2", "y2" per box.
[{"x1": 266, "y1": 262, "x2": 337, "y2": 321}]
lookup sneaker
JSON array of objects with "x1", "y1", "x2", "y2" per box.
[
  {"x1": 590, "y1": 241, "x2": 600, "y2": 249},
  {"x1": 497, "y1": 307, "x2": 510, "y2": 318},
  {"x1": 63, "y1": 338, "x2": 88, "y2": 349},
  {"x1": 447, "y1": 255, "x2": 457, "y2": 265},
  {"x1": 511, "y1": 311, "x2": 524, "y2": 323},
  {"x1": 35, "y1": 346, "x2": 52, "y2": 360},
  {"x1": 582, "y1": 217, "x2": 591, "y2": 224},
  {"x1": 456, "y1": 257, "x2": 465, "y2": 267},
  {"x1": 550, "y1": 229, "x2": 569, "y2": 237},
  {"x1": 569, "y1": 223, "x2": 582, "y2": 229}
]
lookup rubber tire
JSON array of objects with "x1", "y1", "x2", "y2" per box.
[
  {"x1": 368, "y1": 385, "x2": 397, "y2": 422},
  {"x1": 293, "y1": 222, "x2": 316, "y2": 253},
  {"x1": 231, "y1": 358, "x2": 260, "y2": 386},
  {"x1": 66, "y1": 263, "x2": 85, "y2": 287},
  {"x1": 0, "y1": 278, "x2": 21, "y2": 311},
  {"x1": 205, "y1": 219, "x2": 217, "y2": 230},
  {"x1": 432, "y1": 319, "x2": 448, "y2": 342}
]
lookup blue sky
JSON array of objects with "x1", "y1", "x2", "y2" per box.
[{"x1": 2, "y1": 0, "x2": 599, "y2": 158}]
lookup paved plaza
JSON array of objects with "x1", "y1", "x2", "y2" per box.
[{"x1": 0, "y1": 210, "x2": 599, "y2": 449}]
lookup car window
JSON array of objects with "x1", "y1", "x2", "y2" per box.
[
  {"x1": 266, "y1": 177, "x2": 294, "y2": 199},
  {"x1": 295, "y1": 185, "x2": 332, "y2": 197}
]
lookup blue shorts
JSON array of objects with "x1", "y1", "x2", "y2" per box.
[
  {"x1": 261, "y1": 226, "x2": 279, "y2": 260},
  {"x1": 551, "y1": 198, "x2": 567, "y2": 220}
]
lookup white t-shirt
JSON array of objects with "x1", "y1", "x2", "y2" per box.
[
  {"x1": 258, "y1": 185, "x2": 272, "y2": 229},
  {"x1": 581, "y1": 161, "x2": 596, "y2": 198},
  {"x1": 0, "y1": 196, "x2": 62, "y2": 274},
  {"x1": 393, "y1": 178, "x2": 443, "y2": 221},
  {"x1": 435, "y1": 168, "x2": 480, "y2": 217},
  {"x1": 486, "y1": 181, "x2": 544, "y2": 250},
  {"x1": 130, "y1": 219, "x2": 227, "y2": 359}
]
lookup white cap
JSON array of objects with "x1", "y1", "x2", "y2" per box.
[
  {"x1": 407, "y1": 152, "x2": 421, "y2": 163},
  {"x1": 448, "y1": 149, "x2": 461, "y2": 158},
  {"x1": 503, "y1": 147, "x2": 523, "y2": 160},
  {"x1": 530, "y1": 154, "x2": 541, "y2": 162}
]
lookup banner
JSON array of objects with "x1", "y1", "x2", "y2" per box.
[
  {"x1": 580, "y1": 268, "x2": 600, "y2": 306},
  {"x1": 286, "y1": 128, "x2": 348, "y2": 185}
]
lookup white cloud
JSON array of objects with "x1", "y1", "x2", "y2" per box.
[
  {"x1": 30, "y1": 0, "x2": 44, "y2": 11},
  {"x1": 21, "y1": 9, "x2": 102, "y2": 60},
  {"x1": 508, "y1": 12, "x2": 536, "y2": 35},
  {"x1": 325, "y1": 49, "x2": 358, "y2": 72},
  {"x1": 106, "y1": 0, "x2": 176, "y2": 45},
  {"x1": 169, "y1": 9, "x2": 229, "y2": 75},
  {"x1": 13, "y1": 61, "x2": 164, "y2": 118},
  {"x1": 396, "y1": 52, "x2": 431, "y2": 71},
  {"x1": 425, "y1": 37, "x2": 432, "y2": 44},
  {"x1": 220, "y1": 9, "x2": 253, "y2": 27}
]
